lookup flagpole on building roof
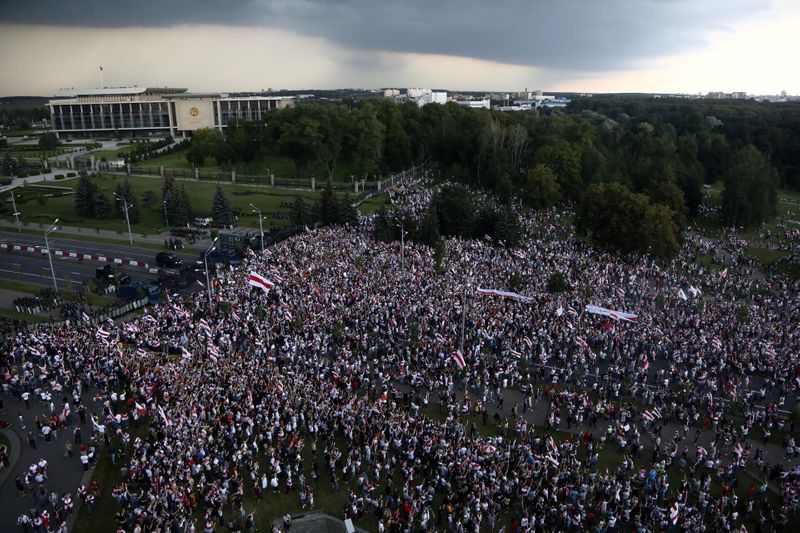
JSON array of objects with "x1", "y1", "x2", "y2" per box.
[{"x1": 99, "y1": 66, "x2": 104, "y2": 89}]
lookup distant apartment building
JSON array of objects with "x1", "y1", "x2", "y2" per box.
[
  {"x1": 383, "y1": 88, "x2": 401, "y2": 98},
  {"x1": 455, "y1": 99, "x2": 491, "y2": 110},
  {"x1": 48, "y1": 86, "x2": 294, "y2": 139},
  {"x1": 705, "y1": 91, "x2": 748, "y2": 100}
]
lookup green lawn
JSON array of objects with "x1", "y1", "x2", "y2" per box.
[
  {"x1": 357, "y1": 193, "x2": 390, "y2": 214},
  {"x1": 91, "y1": 146, "x2": 135, "y2": 160},
  {"x1": 0, "y1": 225, "x2": 199, "y2": 252},
  {"x1": 143, "y1": 146, "x2": 362, "y2": 182},
  {"x1": 0, "y1": 175, "x2": 319, "y2": 235},
  {"x1": 0, "y1": 278, "x2": 115, "y2": 307}
]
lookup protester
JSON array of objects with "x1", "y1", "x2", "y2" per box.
[{"x1": 1, "y1": 179, "x2": 798, "y2": 532}]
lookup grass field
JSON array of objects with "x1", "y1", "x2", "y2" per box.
[
  {"x1": 0, "y1": 225, "x2": 200, "y2": 252},
  {"x1": 0, "y1": 278, "x2": 115, "y2": 307},
  {"x1": 356, "y1": 193, "x2": 390, "y2": 214},
  {"x1": 144, "y1": 146, "x2": 363, "y2": 182},
  {"x1": 0, "y1": 175, "x2": 319, "y2": 235},
  {"x1": 697, "y1": 183, "x2": 800, "y2": 279},
  {"x1": 91, "y1": 145, "x2": 135, "y2": 160}
]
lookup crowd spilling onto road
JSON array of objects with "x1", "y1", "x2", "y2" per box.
[{"x1": 2, "y1": 179, "x2": 800, "y2": 532}]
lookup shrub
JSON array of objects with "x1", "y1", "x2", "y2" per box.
[
  {"x1": 547, "y1": 272, "x2": 571, "y2": 293},
  {"x1": 66, "y1": 172, "x2": 76, "y2": 177},
  {"x1": 54, "y1": 174, "x2": 65, "y2": 179}
]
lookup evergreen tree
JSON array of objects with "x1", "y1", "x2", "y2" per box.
[
  {"x1": 316, "y1": 187, "x2": 341, "y2": 226},
  {"x1": 176, "y1": 185, "x2": 193, "y2": 226},
  {"x1": 92, "y1": 189, "x2": 114, "y2": 220},
  {"x1": 114, "y1": 178, "x2": 141, "y2": 224},
  {"x1": 212, "y1": 186, "x2": 233, "y2": 227},
  {"x1": 418, "y1": 205, "x2": 441, "y2": 248},
  {"x1": 342, "y1": 202, "x2": 360, "y2": 227},
  {"x1": 291, "y1": 195, "x2": 309, "y2": 226},
  {"x1": 74, "y1": 175, "x2": 95, "y2": 217}
]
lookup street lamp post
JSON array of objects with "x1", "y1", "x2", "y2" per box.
[
  {"x1": 44, "y1": 219, "x2": 59, "y2": 292},
  {"x1": 114, "y1": 193, "x2": 134, "y2": 245},
  {"x1": 249, "y1": 203, "x2": 264, "y2": 251},
  {"x1": 203, "y1": 237, "x2": 218, "y2": 308},
  {"x1": 460, "y1": 282, "x2": 469, "y2": 355},
  {"x1": 10, "y1": 192, "x2": 21, "y2": 232},
  {"x1": 163, "y1": 200, "x2": 169, "y2": 230},
  {"x1": 400, "y1": 223, "x2": 408, "y2": 271}
]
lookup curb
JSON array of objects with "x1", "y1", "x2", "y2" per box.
[{"x1": 0, "y1": 241, "x2": 149, "y2": 269}]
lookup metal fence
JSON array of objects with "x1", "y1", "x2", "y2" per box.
[{"x1": 22, "y1": 296, "x2": 149, "y2": 331}]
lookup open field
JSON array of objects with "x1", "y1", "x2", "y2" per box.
[
  {"x1": 0, "y1": 175, "x2": 320, "y2": 235},
  {"x1": 144, "y1": 146, "x2": 363, "y2": 182},
  {"x1": 356, "y1": 193, "x2": 390, "y2": 214}
]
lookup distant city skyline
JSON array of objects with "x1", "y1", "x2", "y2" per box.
[{"x1": 0, "y1": 0, "x2": 798, "y2": 96}]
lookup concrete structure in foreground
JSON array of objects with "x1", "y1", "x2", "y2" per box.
[{"x1": 49, "y1": 87, "x2": 294, "y2": 139}]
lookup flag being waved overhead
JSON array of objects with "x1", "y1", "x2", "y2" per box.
[
  {"x1": 248, "y1": 272, "x2": 275, "y2": 294},
  {"x1": 585, "y1": 304, "x2": 637, "y2": 322},
  {"x1": 451, "y1": 350, "x2": 466, "y2": 369},
  {"x1": 476, "y1": 288, "x2": 533, "y2": 304}
]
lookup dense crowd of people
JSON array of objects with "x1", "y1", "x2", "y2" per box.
[{"x1": 2, "y1": 180, "x2": 800, "y2": 532}]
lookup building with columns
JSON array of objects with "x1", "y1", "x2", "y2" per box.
[{"x1": 48, "y1": 87, "x2": 294, "y2": 139}]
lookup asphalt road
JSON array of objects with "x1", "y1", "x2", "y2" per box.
[
  {"x1": 0, "y1": 251, "x2": 157, "y2": 291},
  {"x1": 0, "y1": 231, "x2": 196, "y2": 266}
]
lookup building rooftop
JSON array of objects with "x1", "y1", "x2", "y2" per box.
[{"x1": 53, "y1": 87, "x2": 188, "y2": 98}]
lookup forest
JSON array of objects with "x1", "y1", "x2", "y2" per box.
[{"x1": 180, "y1": 96, "x2": 798, "y2": 257}]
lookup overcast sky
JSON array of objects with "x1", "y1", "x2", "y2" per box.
[{"x1": 0, "y1": 0, "x2": 798, "y2": 95}]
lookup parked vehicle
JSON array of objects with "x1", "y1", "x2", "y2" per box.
[{"x1": 155, "y1": 252, "x2": 183, "y2": 269}]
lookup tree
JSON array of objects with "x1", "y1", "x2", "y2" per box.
[
  {"x1": 212, "y1": 186, "x2": 234, "y2": 227},
  {"x1": 721, "y1": 145, "x2": 778, "y2": 228},
  {"x1": 186, "y1": 128, "x2": 225, "y2": 167},
  {"x1": 522, "y1": 164, "x2": 561, "y2": 209},
  {"x1": 433, "y1": 184, "x2": 476, "y2": 238},
  {"x1": 114, "y1": 178, "x2": 141, "y2": 224},
  {"x1": 547, "y1": 272, "x2": 572, "y2": 293},
  {"x1": 92, "y1": 188, "x2": 114, "y2": 220},
  {"x1": 74, "y1": 175, "x2": 95, "y2": 217},
  {"x1": 418, "y1": 205, "x2": 441, "y2": 248},
  {"x1": 576, "y1": 182, "x2": 681, "y2": 258},
  {"x1": 316, "y1": 187, "x2": 341, "y2": 226},
  {"x1": 534, "y1": 140, "x2": 582, "y2": 200},
  {"x1": 646, "y1": 181, "x2": 686, "y2": 229},
  {"x1": 38, "y1": 132, "x2": 60, "y2": 151},
  {"x1": 162, "y1": 176, "x2": 192, "y2": 226},
  {"x1": 350, "y1": 107, "x2": 385, "y2": 181},
  {"x1": 291, "y1": 195, "x2": 309, "y2": 226},
  {"x1": 494, "y1": 173, "x2": 513, "y2": 204}
]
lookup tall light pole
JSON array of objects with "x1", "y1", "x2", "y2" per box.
[
  {"x1": 249, "y1": 203, "x2": 264, "y2": 251},
  {"x1": 400, "y1": 222, "x2": 408, "y2": 271},
  {"x1": 460, "y1": 281, "x2": 470, "y2": 355},
  {"x1": 44, "y1": 219, "x2": 59, "y2": 292},
  {"x1": 114, "y1": 193, "x2": 133, "y2": 245},
  {"x1": 163, "y1": 200, "x2": 169, "y2": 230},
  {"x1": 10, "y1": 191, "x2": 21, "y2": 232},
  {"x1": 203, "y1": 237, "x2": 218, "y2": 308}
]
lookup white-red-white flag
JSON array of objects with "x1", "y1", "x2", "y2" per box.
[
  {"x1": 451, "y1": 350, "x2": 466, "y2": 370},
  {"x1": 248, "y1": 272, "x2": 274, "y2": 293}
]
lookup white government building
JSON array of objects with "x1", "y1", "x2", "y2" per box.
[{"x1": 48, "y1": 87, "x2": 294, "y2": 139}]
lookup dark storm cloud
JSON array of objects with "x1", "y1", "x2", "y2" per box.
[{"x1": 0, "y1": 0, "x2": 772, "y2": 71}]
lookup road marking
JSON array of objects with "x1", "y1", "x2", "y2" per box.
[{"x1": 0, "y1": 267, "x2": 82, "y2": 286}]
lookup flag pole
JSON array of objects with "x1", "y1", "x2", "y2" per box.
[{"x1": 99, "y1": 66, "x2": 104, "y2": 89}]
